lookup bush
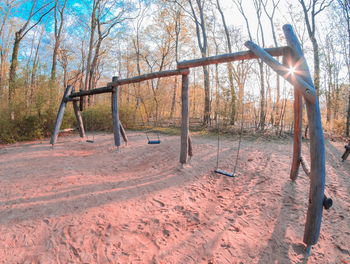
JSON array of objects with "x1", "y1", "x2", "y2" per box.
[
  {"x1": 82, "y1": 104, "x2": 113, "y2": 131},
  {"x1": 0, "y1": 112, "x2": 45, "y2": 143},
  {"x1": 0, "y1": 100, "x2": 138, "y2": 144}
]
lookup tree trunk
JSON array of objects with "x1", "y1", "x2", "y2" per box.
[
  {"x1": 347, "y1": 92, "x2": 350, "y2": 136},
  {"x1": 84, "y1": 1, "x2": 97, "y2": 107},
  {"x1": 203, "y1": 65, "x2": 210, "y2": 125},
  {"x1": 258, "y1": 61, "x2": 265, "y2": 130},
  {"x1": 217, "y1": 0, "x2": 236, "y2": 125},
  {"x1": 170, "y1": 76, "x2": 177, "y2": 119},
  {"x1": 228, "y1": 63, "x2": 236, "y2": 125},
  {"x1": 8, "y1": 33, "x2": 20, "y2": 118},
  {"x1": 311, "y1": 37, "x2": 320, "y2": 96}
]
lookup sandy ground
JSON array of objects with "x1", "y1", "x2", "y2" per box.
[{"x1": 0, "y1": 131, "x2": 349, "y2": 264}]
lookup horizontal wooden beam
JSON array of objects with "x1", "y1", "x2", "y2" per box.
[
  {"x1": 177, "y1": 46, "x2": 289, "y2": 69},
  {"x1": 109, "y1": 68, "x2": 190, "y2": 87},
  {"x1": 69, "y1": 86, "x2": 113, "y2": 98},
  {"x1": 66, "y1": 97, "x2": 80, "y2": 102}
]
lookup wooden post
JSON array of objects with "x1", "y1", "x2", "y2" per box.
[
  {"x1": 72, "y1": 100, "x2": 85, "y2": 138},
  {"x1": 284, "y1": 46, "x2": 303, "y2": 181},
  {"x1": 283, "y1": 48, "x2": 303, "y2": 180},
  {"x1": 290, "y1": 90, "x2": 303, "y2": 180},
  {"x1": 119, "y1": 121, "x2": 128, "y2": 145},
  {"x1": 111, "y1": 77, "x2": 121, "y2": 148},
  {"x1": 180, "y1": 71, "x2": 189, "y2": 164},
  {"x1": 50, "y1": 85, "x2": 73, "y2": 145},
  {"x1": 341, "y1": 143, "x2": 350, "y2": 161},
  {"x1": 283, "y1": 24, "x2": 326, "y2": 247}
]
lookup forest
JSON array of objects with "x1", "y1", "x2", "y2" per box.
[{"x1": 0, "y1": 0, "x2": 349, "y2": 143}]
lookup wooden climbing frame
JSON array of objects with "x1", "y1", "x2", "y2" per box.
[{"x1": 51, "y1": 24, "x2": 328, "y2": 250}]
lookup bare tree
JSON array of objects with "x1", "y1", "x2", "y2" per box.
[
  {"x1": 233, "y1": 0, "x2": 267, "y2": 130},
  {"x1": 216, "y1": 0, "x2": 237, "y2": 124},
  {"x1": 29, "y1": 23, "x2": 46, "y2": 109},
  {"x1": 336, "y1": 0, "x2": 350, "y2": 135},
  {"x1": 0, "y1": 0, "x2": 17, "y2": 97},
  {"x1": 176, "y1": 0, "x2": 211, "y2": 125},
  {"x1": 165, "y1": 3, "x2": 183, "y2": 120},
  {"x1": 84, "y1": 0, "x2": 131, "y2": 107},
  {"x1": 132, "y1": 5, "x2": 149, "y2": 122},
  {"x1": 297, "y1": 0, "x2": 333, "y2": 97},
  {"x1": 8, "y1": 0, "x2": 54, "y2": 118},
  {"x1": 262, "y1": 0, "x2": 282, "y2": 131},
  {"x1": 49, "y1": 0, "x2": 68, "y2": 105}
]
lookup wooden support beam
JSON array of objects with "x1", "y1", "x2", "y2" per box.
[
  {"x1": 72, "y1": 100, "x2": 85, "y2": 138},
  {"x1": 341, "y1": 144, "x2": 350, "y2": 161},
  {"x1": 290, "y1": 89, "x2": 303, "y2": 180},
  {"x1": 180, "y1": 72, "x2": 190, "y2": 164},
  {"x1": 300, "y1": 156, "x2": 332, "y2": 210},
  {"x1": 244, "y1": 41, "x2": 316, "y2": 104},
  {"x1": 177, "y1": 46, "x2": 288, "y2": 69},
  {"x1": 188, "y1": 134, "x2": 193, "y2": 157},
  {"x1": 283, "y1": 24, "x2": 326, "y2": 247},
  {"x1": 79, "y1": 91, "x2": 84, "y2": 111},
  {"x1": 108, "y1": 68, "x2": 190, "y2": 87},
  {"x1": 66, "y1": 97, "x2": 80, "y2": 102},
  {"x1": 119, "y1": 121, "x2": 128, "y2": 145},
  {"x1": 69, "y1": 69, "x2": 190, "y2": 99},
  {"x1": 111, "y1": 77, "x2": 121, "y2": 148},
  {"x1": 50, "y1": 85, "x2": 74, "y2": 145},
  {"x1": 287, "y1": 44, "x2": 303, "y2": 181},
  {"x1": 70, "y1": 86, "x2": 113, "y2": 98}
]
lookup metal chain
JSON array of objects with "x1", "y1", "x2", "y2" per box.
[
  {"x1": 216, "y1": 80, "x2": 220, "y2": 169},
  {"x1": 233, "y1": 101, "x2": 245, "y2": 175}
]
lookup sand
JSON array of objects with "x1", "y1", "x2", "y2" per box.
[{"x1": 0, "y1": 132, "x2": 349, "y2": 263}]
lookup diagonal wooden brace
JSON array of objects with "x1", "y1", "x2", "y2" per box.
[{"x1": 244, "y1": 41, "x2": 316, "y2": 104}]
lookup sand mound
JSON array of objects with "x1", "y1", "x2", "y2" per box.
[{"x1": 0, "y1": 132, "x2": 349, "y2": 263}]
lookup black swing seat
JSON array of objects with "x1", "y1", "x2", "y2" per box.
[
  {"x1": 214, "y1": 169, "x2": 235, "y2": 177},
  {"x1": 148, "y1": 139, "x2": 161, "y2": 144},
  {"x1": 86, "y1": 139, "x2": 94, "y2": 143}
]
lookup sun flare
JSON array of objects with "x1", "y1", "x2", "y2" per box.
[{"x1": 288, "y1": 66, "x2": 296, "y2": 75}]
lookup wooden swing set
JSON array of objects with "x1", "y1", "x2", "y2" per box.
[{"x1": 50, "y1": 24, "x2": 331, "y2": 252}]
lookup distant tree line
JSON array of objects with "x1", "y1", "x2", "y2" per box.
[{"x1": 0, "y1": 0, "x2": 349, "y2": 143}]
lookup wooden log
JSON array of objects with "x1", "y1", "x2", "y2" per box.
[
  {"x1": 66, "y1": 97, "x2": 80, "y2": 102},
  {"x1": 180, "y1": 72, "x2": 189, "y2": 164},
  {"x1": 285, "y1": 46, "x2": 303, "y2": 181},
  {"x1": 177, "y1": 46, "x2": 288, "y2": 69},
  {"x1": 300, "y1": 156, "x2": 310, "y2": 177},
  {"x1": 188, "y1": 133, "x2": 193, "y2": 157},
  {"x1": 244, "y1": 41, "x2": 316, "y2": 104},
  {"x1": 72, "y1": 100, "x2": 85, "y2": 138},
  {"x1": 283, "y1": 24, "x2": 326, "y2": 246},
  {"x1": 300, "y1": 156, "x2": 332, "y2": 210},
  {"x1": 50, "y1": 85, "x2": 74, "y2": 145},
  {"x1": 341, "y1": 143, "x2": 350, "y2": 161},
  {"x1": 283, "y1": 47, "x2": 303, "y2": 180},
  {"x1": 111, "y1": 77, "x2": 121, "y2": 148},
  {"x1": 109, "y1": 68, "x2": 190, "y2": 87},
  {"x1": 59, "y1": 128, "x2": 77, "y2": 133},
  {"x1": 70, "y1": 86, "x2": 113, "y2": 98},
  {"x1": 290, "y1": 89, "x2": 303, "y2": 180},
  {"x1": 119, "y1": 121, "x2": 128, "y2": 145}
]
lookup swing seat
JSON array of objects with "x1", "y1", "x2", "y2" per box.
[
  {"x1": 148, "y1": 140, "x2": 161, "y2": 144},
  {"x1": 86, "y1": 139, "x2": 94, "y2": 143},
  {"x1": 214, "y1": 169, "x2": 235, "y2": 177}
]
